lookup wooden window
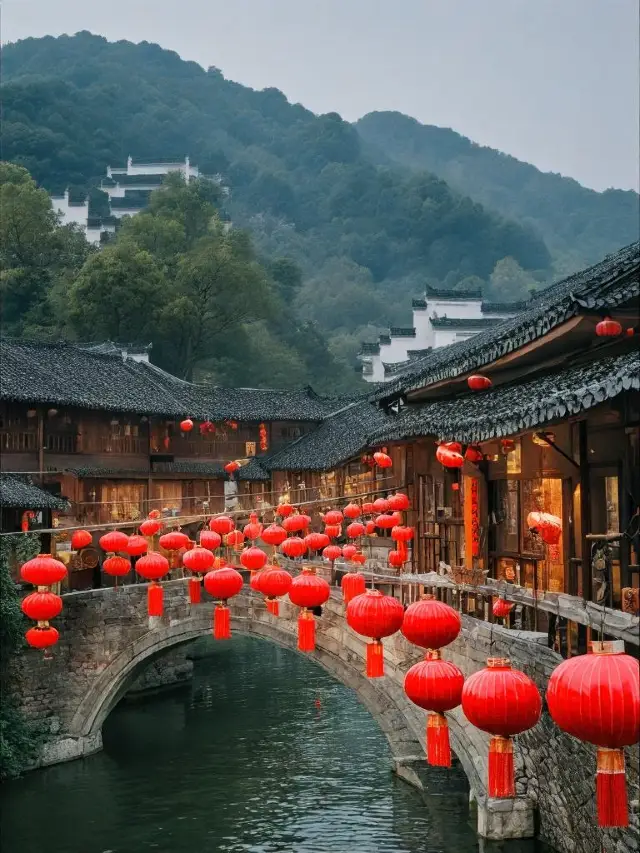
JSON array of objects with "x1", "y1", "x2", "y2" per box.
[
  {"x1": 151, "y1": 481, "x2": 183, "y2": 515},
  {"x1": 100, "y1": 482, "x2": 145, "y2": 523}
]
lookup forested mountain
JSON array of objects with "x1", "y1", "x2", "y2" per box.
[
  {"x1": 2, "y1": 32, "x2": 553, "y2": 364},
  {"x1": 356, "y1": 111, "x2": 639, "y2": 275}
]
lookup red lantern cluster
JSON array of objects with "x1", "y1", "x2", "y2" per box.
[
  {"x1": 20, "y1": 554, "x2": 67, "y2": 653},
  {"x1": 346, "y1": 589, "x2": 404, "y2": 677},
  {"x1": 288, "y1": 568, "x2": 330, "y2": 652}
]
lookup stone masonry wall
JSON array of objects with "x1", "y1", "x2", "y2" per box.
[{"x1": 125, "y1": 646, "x2": 194, "y2": 695}]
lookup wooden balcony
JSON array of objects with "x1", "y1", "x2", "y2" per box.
[{"x1": 0, "y1": 430, "x2": 38, "y2": 452}]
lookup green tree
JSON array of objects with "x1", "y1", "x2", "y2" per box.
[{"x1": 488, "y1": 256, "x2": 539, "y2": 302}]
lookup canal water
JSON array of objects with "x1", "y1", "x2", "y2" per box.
[{"x1": 1, "y1": 636, "x2": 551, "y2": 853}]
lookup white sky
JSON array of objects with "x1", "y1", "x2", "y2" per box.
[{"x1": 2, "y1": 0, "x2": 639, "y2": 192}]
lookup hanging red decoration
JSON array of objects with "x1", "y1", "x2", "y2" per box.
[
  {"x1": 526, "y1": 511, "x2": 562, "y2": 545},
  {"x1": 388, "y1": 550, "x2": 404, "y2": 568},
  {"x1": 283, "y1": 514, "x2": 307, "y2": 534},
  {"x1": 25, "y1": 625, "x2": 59, "y2": 650},
  {"x1": 322, "y1": 545, "x2": 342, "y2": 562},
  {"x1": 259, "y1": 422, "x2": 268, "y2": 452},
  {"x1": 250, "y1": 568, "x2": 266, "y2": 593},
  {"x1": 99, "y1": 530, "x2": 129, "y2": 554},
  {"x1": 209, "y1": 515, "x2": 236, "y2": 536},
  {"x1": 375, "y1": 513, "x2": 396, "y2": 530},
  {"x1": 225, "y1": 420, "x2": 239, "y2": 430},
  {"x1": 20, "y1": 554, "x2": 67, "y2": 587},
  {"x1": 373, "y1": 497, "x2": 390, "y2": 513},
  {"x1": 324, "y1": 509, "x2": 344, "y2": 526},
  {"x1": 387, "y1": 493, "x2": 410, "y2": 512},
  {"x1": 243, "y1": 513, "x2": 263, "y2": 541},
  {"x1": 224, "y1": 460, "x2": 240, "y2": 474},
  {"x1": 451, "y1": 482, "x2": 460, "y2": 492},
  {"x1": 126, "y1": 535, "x2": 148, "y2": 557},
  {"x1": 492, "y1": 598, "x2": 514, "y2": 619},
  {"x1": 140, "y1": 519, "x2": 162, "y2": 537},
  {"x1": 226, "y1": 530, "x2": 246, "y2": 552},
  {"x1": 341, "y1": 571, "x2": 366, "y2": 603},
  {"x1": 365, "y1": 520, "x2": 377, "y2": 536},
  {"x1": 148, "y1": 509, "x2": 162, "y2": 520},
  {"x1": 199, "y1": 529, "x2": 222, "y2": 551},
  {"x1": 212, "y1": 555, "x2": 226, "y2": 569},
  {"x1": 401, "y1": 595, "x2": 461, "y2": 650},
  {"x1": 442, "y1": 441, "x2": 462, "y2": 454},
  {"x1": 71, "y1": 529, "x2": 92, "y2": 550},
  {"x1": 546, "y1": 640, "x2": 640, "y2": 827},
  {"x1": 346, "y1": 522, "x2": 366, "y2": 539},
  {"x1": 240, "y1": 546, "x2": 268, "y2": 572},
  {"x1": 324, "y1": 524, "x2": 342, "y2": 539},
  {"x1": 204, "y1": 567, "x2": 244, "y2": 639},
  {"x1": 462, "y1": 658, "x2": 541, "y2": 798},
  {"x1": 342, "y1": 544, "x2": 358, "y2": 561},
  {"x1": 259, "y1": 567, "x2": 292, "y2": 616},
  {"x1": 346, "y1": 590, "x2": 404, "y2": 677},
  {"x1": 343, "y1": 502, "x2": 361, "y2": 519},
  {"x1": 280, "y1": 537, "x2": 307, "y2": 559},
  {"x1": 276, "y1": 503, "x2": 295, "y2": 518},
  {"x1": 373, "y1": 449, "x2": 393, "y2": 469},
  {"x1": 180, "y1": 418, "x2": 194, "y2": 432},
  {"x1": 436, "y1": 445, "x2": 464, "y2": 469},
  {"x1": 500, "y1": 439, "x2": 516, "y2": 454},
  {"x1": 135, "y1": 552, "x2": 171, "y2": 616},
  {"x1": 362, "y1": 501, "x2": 376, "y2": 515},
  {"x1": 391, "y1": 525, "x2": 414, "y2": 545},
  {"x1": 183, "y1": 545, "x2": 215, "y2": 574},
  {"x1": 468, "y1": 375, "x2": 492, "y2": 391},
  {"x1": 351, "y1": 552, "x2": 367, "y2": 566},
  {"x1": 288, "y1": 568, "x2": 330, "y2": 651},
  {"x1": 159, "y1": 530, "x2": 190, "y2": 553},
  {"x1": 464, "y1": 446, "x2": 484, "y2": 464},
  {"x1": 103, "y1": 556, "x2": 131, "y2": 578},
  {"x1": 21, "y1": 590, "x2": 63, "y2": 622},
  {"x1": 262, "y1": 523, "x2": 287, "y2": 547},
  {"x1": 595, "y1": 316, "x2": 623, "y2": 337},
  {"x1": 405, "y1": 650, "x2": 465, "y2": 766},
  {"x1": 304, "y1": 532, "x2": 330, "y2": 554}
]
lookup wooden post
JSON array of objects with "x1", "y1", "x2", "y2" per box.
[
  {"x1": 37, "y1": 408, "x2": 45, "y2": 484},
  {"x1": 578, "y1": 420, "x2": 592, "y2": 602}
]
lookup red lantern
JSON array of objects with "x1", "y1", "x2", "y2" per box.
[
  {"x1": 362, "y1": 501, "x2": 376, "y2": 515},
  {"x1": 546, "y1": 640, "x2": 640, "y2": 827},
  {"x1": 346, "y1": 522, "x2": 366, "y2": 539},
  {"x1": 405, "y1": 649, "x2": 465, "y2": 766},
  {"x1": 126, "y1": 535, "x2": 148, "y2": 557},
  {"x1": 322, "y1": 510, "x2": 342, "y2": 526},
  {"x1": 595, "y1": 316, "x2": 623, "y2": 337},
  {"x1": 159, "y1": 531, "x2": 190, "y2": 553},
  {"x1": 324, "y1": 524, "x2": 342, "y2": 539},
  {"x1": 226, "y1": 530, "x2": 245, "y2": 551},
  {"x1": 365, "y1": 520, "x2": 377, "y2": 536},
  {"x1": 468, "y1": 375, "x2": 492, "y2": 391},
  {"x1": 280, "y1": 537, "x2": 307, "y2": 559},
  {"x1": 183, "y1": 545, "x2": 215, "y2": 573},
  {"x1": 103, "y1": 556, "x2": 131, "y2": 577},
  {"x1": 288, "y1": 568, "x2": 330, "y2": 651},
  {"x1": 243, "y1": 513, "x2": 263, "y2": 541},
  {"x1": 343, "y1": 502, "x2": 361, "y2": 519},
  {"x1": 203, "y1": 567, "x2": 243, "y2": 639},
  {"x1": 391, "y1": 525, "x2": 414, "y2": 544},
  {"x1": 180, "y1": 418, "x2": 194, "y2": 432},
  {"x1": 375, "y1": 513, "x2": 396, "y2": 530},
  {"x1": 262, "y1": 523, "x2": 287, "y2": 547},
  {"x1": 351, "y1": 552, "x2": 367, "y2": 566},
  {"x1": 148, "y1": 509, "x2": 161, "y2": 520},
  {"x1": 462, "y1": 658, "x2": 541, "y2": 798},
  {"x1": 199, "y1": 529, "x2": 222, "y2": 551},
  {"x1": 25, "y1": 625, "x2": 59, "y2": 650},
  {"x1": 305, "y1": 532, "x2": 330, "y2": 553},
  {"x1": 436, "y1": 445, "x2": 464, "y2": 468},
  {"x1": 387, "y1": 493, "x2": 410, "y2": 512},
  {"x1": 71, "y1": 529, "x2": 92, "y2": 550},
  {"x1": 209, "y1": 515, "x2": 235, "y2": 536},
  {"x1": 388, "y1": 550, "x2": 404, "y2": 568},
  {"x1": 283, "y1": 514, "x2": 306, "y2": 534},
  {"x1": 259, "y1": 567, "x2": 292, "y2": 616},
  {"x1": 373, "y1": 450, "x2": 393, "y2": 469},
  {"x1": 140, "y1": 519, "x2": 162, "y2": 537},
  {"x1": 276, "y1": 503, "x2": 295, "y2": 518},
  {"x1": 346, "y1": 589, "x2": 404, "y2": 677},
  {"x1": 341, "y1": 571, "x2": 366, "y2": 603},
  {"x1": 372, "y1": 497, "x2": 389, "y2": 513},
  {"x1": 323, "y1": 545, "x2": 342, "y2": 562},
  {"x1": 135, "y1": 552, "x2": 171, "y2": 616},
  {"x1": 464, "y1": 446, "x2": 483, "y2": 464},
  {"x1": 526, "y1": 511, "x2": 561, "y2": 545},
  {"x1": 20, "y1": 554, "x2": 67, "y2": 587},
  {"x1": 224, "y1": 460, "x2": 240, "y2": 474},
  {"x1": 21, "y1": 590, "x2": 63, "y2": 621},
  {"x1": 342, "y1": 544, "x2": 358, "y2": 561},
  {"x1": 492, "y1": 598, "x2": 514, "y2": 619},
  {"x1": 402, "y1": 595, "x2": 461, "y2": 650},
  {"x1": 99, "y1": 530, "x2": 129, "y2": 554},
  {"x1": 240, "y1": 546, "x2": 268, "y2": 572},
  {"x1": 250, "y1": 568, "x2": 266, "y2": 593},
  {"x1": 442, "y1": 441, "x2": 462, "y2": 453}
]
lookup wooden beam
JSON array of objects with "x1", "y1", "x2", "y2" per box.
[{"x1": 579, "y1": 420, "x2": 592, "y2": 602}]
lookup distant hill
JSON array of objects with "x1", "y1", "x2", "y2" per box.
[{"x1": 356, "y1": 111, "x2": 639, "y2": 275}]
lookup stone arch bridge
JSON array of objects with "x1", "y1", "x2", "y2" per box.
[{"x1": 13, "y1": 581, "x2": 638, "y2": 853}]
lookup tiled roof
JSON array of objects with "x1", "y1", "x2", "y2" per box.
[
  {"x1": 389, "y1": 327, "x2": 416, "y2": 337},
  {"x1": 369, "y1": 350, "x2": 640, "y2": 445},
  {"x1": 379, "y1": 334, "x2": 391, "y2": 345},
  {"x1": 412, "y1": 298, "x2": 427, "y2": 309},
  {"x1": 481, "y1": 300, "x2": 529, "y2": 314},
  {"x1": 65, "y1": 459, "x2": 270, "y2": 481},
  {"x1": 359, "y1": 342, "x2": 380, "y2": 355},
  {"x1": 265, "y1": 401, "x2": 391, "y2": 472},
  {"x1": 0, "y1": 476, "x2": 68, "y2": 510},
  {"x1": 430, "y1": 317, "x2": 502, "y2": 329},
  {"x1": 426, "y1": 285, "x2": 483, "y2": 300},
  {"x1": 407, "y1": 348, "x2": 432, "y2": 359},
  {"x1": 0, "y1": 340, "x2": 349, "y2": 422},
  {"x1": 109, "y1": 195, "x2": 149, "y2": 210},
  {"x1": 378, "y1": 242, "x2": 640, "y2": 398}
]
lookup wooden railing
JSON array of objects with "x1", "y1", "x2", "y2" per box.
[
  {"x1": 79, "y1": 434, "x2": 148, "y2": 455},
  {"x1": 0, "y1": 430, "x2": 38, "y2": 452}
]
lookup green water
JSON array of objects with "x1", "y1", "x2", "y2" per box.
[{"x1": 1, "y1": 637, "x2": 551, "y2": 853}]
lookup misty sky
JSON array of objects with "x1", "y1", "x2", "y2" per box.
[{"x1": 3, "y1": 0, "x2": 639, "y2": 192}]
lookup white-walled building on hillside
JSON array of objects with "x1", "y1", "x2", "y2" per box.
[{"x1": 358, "y1": 285, "x2": 526, "y2": 383}]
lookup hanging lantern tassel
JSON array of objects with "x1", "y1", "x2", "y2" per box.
[
  {"x1": 488, "y1": 735, "x2": 515, "y2": 798},
  {"x1": 266, "y1": 598, "x2": 279, "y2": 616},
  {"x1": 366, "y1": 639, "x2": 384, "y2": 677},
  {"x1": 298, "y1": 609, "x2": 315, "y2": 652},
  {"x1": 188, "y1": 576, "x2": 202, "y2": 605},
  {"x1": 596, "y1": 748, "x2": 628, "y2": 827},
  {"x1": 213, "y1": 603, "x2": 231, "y2": 640},
  {"x1": 148, "y1": 581, "x2": 163, "y2": 617},
  {"x1": 398, "y1": 540, "x2": 407, "y2": 561},
  {"x1": 427, "y1": 712, "x2": 452, "y2": 767}
]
